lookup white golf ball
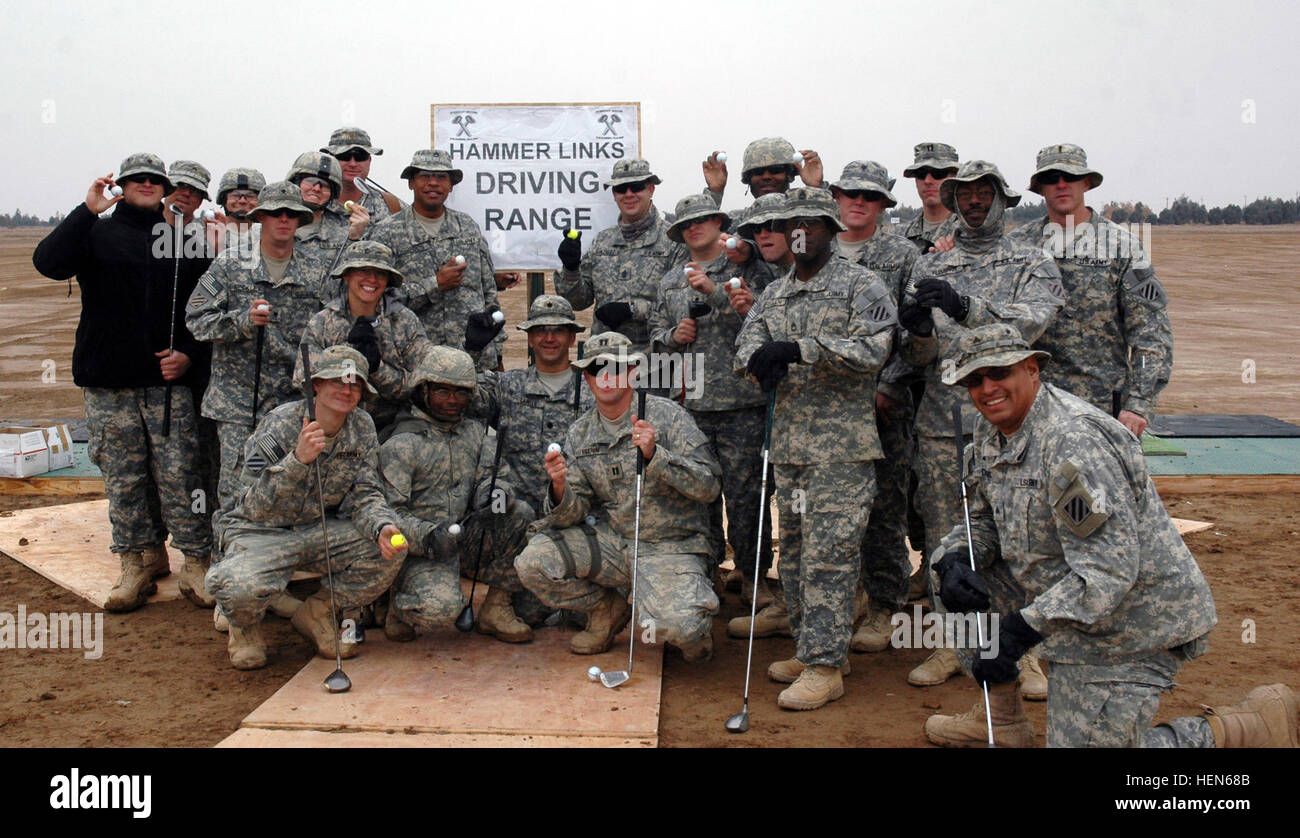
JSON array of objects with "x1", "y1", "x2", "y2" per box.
[
  {"x1": 716, "y1": 152, "x2": 728, "y2": 163},
  {"x1": 587, "y1": 666, "x2": 602, "y2": 681},
  {"x1": 547, "y1": 443, "x2": 561, "y2": 454},
  {"x1": 684, "y1": 266, "x2": 693, "y2": 276},
  {"x1": 792, "y1": 152, "x2": 804, "y2": 164},
  {"x1": 448, "y1": 523, "x2": 462, "y2": 536},
  {"x1": 109, "y1": 185, "x2": 123, "y2": 197},
  {"x1": 201, "y1": 208, "x2": 216, "y2": 220},
  {"x1": 725, "y1": 237, "x2": 738, "y2": 250},
  {"x1": 256, "y1": 303, "x2": 270, "y2": 312},
  {"x1": 454, "y1": 255, "x2": 466, "y2": 266},
  {"x1": 491, "y1": 310, "x2": 505, "y2": 324},
  {"x1": 727, "y1": 278, "x2": 741, "y2": 290}
]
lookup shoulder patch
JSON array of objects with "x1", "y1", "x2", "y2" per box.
[
  {"x1": 245, "y1": 435, "x2": 287, "y2": 475},
  {"x1": 1124, "y1": 266, "x2": 1167, "y2": 306},
  {"x1": 1047, "y1": 459, "x2": 1110, "y2": 537},
  {"x1": 199, "y1": 275, "x2": 221, "y2": 298}
]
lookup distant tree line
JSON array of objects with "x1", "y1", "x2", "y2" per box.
[
  {"x1": 1, "y1": 210, "x2": 65, "y2": 227},
  {"x1": 892, "y1": 196, "x2": 1300, "y2": 227}
]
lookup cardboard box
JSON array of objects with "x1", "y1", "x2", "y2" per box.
[
  {"x1": 44, "y1": 424, "x2": 74, "y2": 472},
  {"x1": 0, "y1": 426, "x2": 50, "y2": 478}
]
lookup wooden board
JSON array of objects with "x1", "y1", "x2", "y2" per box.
[{"x1": 216, "y1": 728, "x2": 649, "y2": 748}]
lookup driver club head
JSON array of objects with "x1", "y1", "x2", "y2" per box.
[
  {"x1": 324, "y1": 668, "x2": 352, "y2": 694},
  {"x1": 599, "y1": 670, "x2": 630, "y2": 689},
  {"x1": 454, "y1": 604, "x2": 475, "y2": 633},
  {"x1": 724, "y1": 709, "x2": 750, "y2": 733}
]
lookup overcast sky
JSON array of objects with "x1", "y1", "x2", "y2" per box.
[{"x1": 2, "y1": 0, "x2": 1297, "y2": 218}]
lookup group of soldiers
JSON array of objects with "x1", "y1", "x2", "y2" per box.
[{"x1": 33, "y1": 128, "x2": 1297, "y2": 748}]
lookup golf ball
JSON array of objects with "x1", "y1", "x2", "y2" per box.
[
  {"x1": 547, "y1": 443, "x2": 561, "y2": 454},
  {"x1": 344, "y1": 200, "x2": 356, "y2": 212},
  {"x1": 390, "y1": 533, "x2": 407, "y2": 548},
  {"x1": 201, "y1": 208, "x2": 216, "y2": 220},
  {"x1": 716, "y1": 152, "x2": 728, "y2": 163},
  {"x1": 448, "y1": 523, "x2": 462, "y2": 536},
  {"x1": 727, "y1": 278, "x2": 741, "y2": 290},
  {"x1": 792, "y1": 152, "x2": 804, "y2": 164},
  {"x1": 587, "y1": 666, "x2": 602, "y2": 681},
  {"x1": 256, "y1": 303, "x2": 270, "y2": 312},
  {"x1": 454, "y1": 255, "x2": 466, "y2": 266},
  {"x1": 684, "y1": 266, "x2": 693, "y2": 276},
  {"x1": 566, "y1": 228, "x2": 580, "y2": 239},
  {"x1": 492, "y1": 310, "x2": 505, "y2": 324},
  {"x1": 725, "y1": 237, "x2": 738, "y2": 250},
  {"x1": 109, "y1": 185, "x2": 123, "y2": 197}
]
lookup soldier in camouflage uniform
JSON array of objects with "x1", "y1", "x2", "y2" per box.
[
  {"x1": 829, "y1": 161, "x2": 922, "y2": 652},
  {"x1": 923, "y1": 325, "x2": 1296, "y2": 748},
  {"x1": 901, "y1": 143, "x2": 961, "y2": 253},
  {"x1": 734, "y1": 188, "x2": 897, "y2": 710},
  {"x1": 323, "y1": 126, "x2": 404, "y2": 226},
  {"x1": 895, "y1": 161, "x2": 1064, "y2": 690},
  {"x1": 163, "y1": 159, "x2": 211, "y2": 232},
  {"x1": 286, "y1": 151, "x2": 371, "y2": 303},
  {"x1": 209, "y1": 345, "x2": 405, "y2": 669},
  {"x1": 297, "y1": 240, "x2": 434, "y2": 433},
  {"x1": 1009, "y1": 144, "x2": 1173, "y2": 438},
  {"x1": 378, "y1": 347, "x2": 535, "y2": 643},
  {"x1": 369, "y1": 149, "x2": 504, "y2": 370},
  {"x1": 649, "y1": 193, "x2": 776, "y2": 603},
  {"x1": 515, "y1": 332, "x2": 722, "y2": 661},
  {"x1": 212, "y1": 167, "x2": 265, "y2": 258}
]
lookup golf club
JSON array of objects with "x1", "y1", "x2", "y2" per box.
[
  {"x1": 301, "y1": 345, "x2": 351, "y2": 694},
  {"x1": 251, "y1": 304, "x2": 268, "y2": 425},
  {"x1": 726, "y1": 390, "x2": 776, "y2": 733},
  {"x1": 455, "y1": 424, "x2": 508, "y2": 632},
  {"x1": 953, "y1": 404, "x2": 994, "y2": 747},
  {"x1": 162, "y1": 204, "x2": 183, "y2": 437},
  {"x1": 598, "y1": 387, "x2": 648, "y2": 690}
]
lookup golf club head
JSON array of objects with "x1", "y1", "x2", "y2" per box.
[
  {"x1": 599, "y1": 670, "x2": 630, "y2": 689},
  {"x1": 454, "y1": 604, "x2": 475, "y2": 633},
  {"x1": 324, "y1": 668, "x2": 352, "y2": 693},
  {"x1": 168, "y1": 203, "x2": 184, "y2": 217},
  {"x1": 724, "y1": 711, "x2": 749, "y2": 733}
]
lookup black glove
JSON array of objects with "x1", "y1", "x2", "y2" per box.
[
  {"x1": 346, "y1": 316, "x2": 382, "y2": 373},
  {"x1": 474, "y1": 481, "x2": 514, "y2": 512},
  {"x1": 897, "y1": 301, "x2": 934, "y2": 336},
  {"x1": 423, "y1": 520, "x2": 461, "y2": 560},
  {"x1": 687, "y1": 300, "x2": 711, "y2": 320},
  {"x1": 971, "y1": 611, "x2": 1044, "y2": 685},
  {"x1": 464, "y1": 309, "x2": 504, "y2": 352},
  {"x1": 933, "y1": 550, "x2": 991, "y2": 612},
  {"x1": 558, "y1": 230, "x2": 582, "y2": 271},
  {"x1": 914, "y1": 278, "x2": 968, "y2": 321},
  {"x1": 595, "y1": 301, "x2": 634, "y2": 329},
  {"x1": 747, "y1": 340, "x2": 800, "y2": 392}
]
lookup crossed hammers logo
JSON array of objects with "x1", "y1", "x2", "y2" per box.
[
  {"x1": 598, "y1": 113, "x2": 621, "y2": 137},
  {"x1": 453, "y1": 114, "x2": 476, "y2": 138}
]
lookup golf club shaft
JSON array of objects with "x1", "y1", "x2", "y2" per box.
[
  {"x1": 163, "y1": 212, "x2": 182, "y2": 437},
  {"x1": 302, "y1": 345, "x2": 345, "y2": 673},
  {"x1": 952, "y1": 404, "x2": 995, "y2": 748},
  {"x1": 628, "y1": 389, "x2": 648, "y2": 675},
  {"x1": 252, "y1": 326, "x2": 264, "y2": 423},
  {"x1": 465, "y1": 425, "x2": 508, "y2": 611},
  {"x1": 739, "y1": 391, "x2": 776, "y2": 708}
]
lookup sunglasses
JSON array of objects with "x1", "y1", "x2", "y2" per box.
[
  {"x1": 121, "y1": 174, "x2": 165, "y2": 186},
  {"x1": 261, "y1": 208, "x2": 299, "y2": 219},
  {"x1": 781, "y1": 216, "x2": 825, "y2": 232},
  {"x1": 227, "y1": 189, "x2": 259, "y2": 201},
  {"x1": 956, "y1": 366, "x2": 1016, "y2": 388},
  {"x1": 837, "y1": 189, "x2": 885, "y2": 202},
  {"x1": 912, "y1": 168, "x2": 955, "y2": 181},
  {"x1": 1036, "y1": 171, "x2": 1087, "y2": 186},
  {"x1": 335, "y1": 150, "x2": 371, "y2": 162},
  {"x1": 585, "y1": 361, "x2": 638, "y2": 378},
  {"x1": 748, "y1": 165, "x2": 792, "y2": 178},
  {"x1": 529, "y1": 325, "x2": 575, "y2": 337},
  {"x1": 611, "y1": 181, "x2": 650, "y2": 195},
  {"x1": 300, "y1": 176, "x2": 332, "y2": 190},
  {"x1": 746, "y1": 221, "x2": 780, "y2": 234},
  {"x1": 683, "y1": 215, "x2": 721, "y2": 229},
  {"x1": 428, "y1": 385, "x2": 471, "y2": 400}
]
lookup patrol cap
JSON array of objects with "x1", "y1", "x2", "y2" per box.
[
  {"x1": 409, "y1": 345, "x2": 477, "y2": 394},
  {"x1": 736, "y1": 192, "x2": 789, "y2": 236},
  {"x1": 253, "y1": 181, "x2": 315, "y2": 226},
  {"x1": 903, "y1": 142, "x2": 959, "y2": 178},
  {"x1": 571, "y1": 331, "x2": 645, "y2": 370},
  {"x1": 117, "y1": 152, "x2": 174, "y2": 194},
  {"x1": 168, "y1": 160, "x2": 211, "y2": 198},
  {"x1": 400, "y1": 149, "x2": 463, "y2": 184},
  {"x1": 517, "y1": 294, "x2": 584, "y2": 332},
  {"x1": 830, "y1": 160, "x2": 898, "y2": 207},
  {"x1": 217, "y1": 168, "x2": 267, "y2": 205},
  {"x1": 287, "y1": 151, "x2": 343, "y2": 196},
  {"x1": 605, "y1": 158, "x2": 661, "y2": 190},
  {"x1": 310, "y1": 344, "x2": 378, "y2": 394},
  {"x1": 942, "y1": 323, "x2": 1050, "y2": 386},
  {"x1": 741, "y1": 137, "x2": 798, "y2": 184},
  {"x1": 666, "y1": 194, "x2": 731, "y2": 242},
  {"x1": 939, "y1": 160, "x2": 1021, "y2": 212},
  {"x1": 322, "y1": 126, "x2": 383, "y2": 157},
  {"x1": 771, "y1": 186, "x2": 846, "y2": 232},
  {"x1": 330, "y1": 240, "x2": 404, "y2": 287},
  {"x1": 1028, "y1": 143, "x2": 1103, "y2": 194}
]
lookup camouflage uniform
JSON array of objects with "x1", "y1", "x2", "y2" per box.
[
  {"x1": 901, "y1": 142, "x2": 961, "y2": 253},
  {"x1": 1009, "y1": 144, "x2": 1173, "y2": 418},
  {"x1": 322, "y1": 127, "x2": 400, "y2": 225},
  {"x1": 735, "y1": 192, "x2": 897, "y2": 667},
  {"x1": 369, "y1": 149, "x2": 503, "y2": 369},
  {"x1": 515, "y1": 380, "x2": 722, "y2": 649},
  {"x1": 207, "y1": 349, "x2": 401, "y2": 629},
  {"x1": 285, "y1": 152, "x2": 355, "y2": 304}
]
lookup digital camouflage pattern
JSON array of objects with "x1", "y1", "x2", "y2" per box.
[
  {"x1": 322, "y1": 127, "x2": 383, "y2": 157},
  {"x1": 605, "y1": 158, "x2": 661, "y2": 189},
  {"x1": 1027, "y1": 143, "x2": 1103, "y2": 192},
  {"x1": 294, "y1": 201, "x2": 354, "y2": 302},
  {"x1": 830, "y1": 160, "x2": 898, "y2": 206},
  {"x1": 216, "y1": 168, "x2": 266, "y2": 206},
  {"x1": 118, "y1": 152, "x2": 171, "y2": 189},
  {"x1": 902, "y1": 142, "x2": 959, "y2": 178},
  {"x1": 168, "y1": 160, "x2": 211, "y2": 198},
  {"x1": 287, "y1": 151, "x2": 343, "y2": 194},
  {"x1": 741, "y1": 137, "x2": 797, "y2": 183},
  {"x1": 902, "y1": 211, "x2": 960, "y2": 254}
]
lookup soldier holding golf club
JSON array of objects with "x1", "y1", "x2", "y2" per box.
[
  {"x1": 208, "y1": 344, "x2": 405, "y2": 670},
  {"x1": 515, "y1": 332, "x2": 722, "y2": 662},
  {"x1": 901, "y1": 143, "x2": 961, "y2": 253},
  {"x1": 323, "y1": 126, "x2": 403, "y2": 225}
]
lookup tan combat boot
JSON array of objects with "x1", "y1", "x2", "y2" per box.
[
  {"x1": 1018, "y1": 650, "x2": 1048, "y2": 700},
  {"x1": 906, "y1": 568, "x2": 929, "y2": 602},
  {"x1": 777, "y1": 665, "x2": 845, "y2": 711},
  {"x1": 675, "y1": 633, "x2": 714, "y2": 663},
  {"x1": 741, "y1": 574, "x2": 775, "y2": 611},
  {"x1": 384, "y1": 603, "x2": 416, "y2": 642},
  {"x1": 851, "y1": 600, "x2": 896, "y2": 653},
  {"x1": 477, "y1": 587, "x2": 534, "y2": 643},
  {"x1": 104, "y1": 552, "x2": 157, "y2": 613},
  {"x1": 267, "y1": 591, "x2": 303, "y2": 619},
  {"x1": 727, "y1": 587, "x2": 792, "y2": 638},
  {"x1": 291, "y1": 591, "x2": 358, "y2": 660},
  {"x1": 213, "y1": 605, "x2": 230, "y2": 634},
  {"x1": 143, "y1": 544, "x2": 171, "y2": 579},
  {"x1": 569, "y1": 589, "x2": 631, "y2": 655},
  {"x1": 1202, "y1": 684, "x2": 1299, "y2": 748},
  {"x1": 227, "y1": 622, "x2": 268, "y2": 670},
  {"x1": 768, "y1": 657, "x2": 851, "y2": 684},
  {"x1": 907, "y1": 646, "x2": 962, "y2": 687},
  {"x1": 177, "y1": 555, "x2": 215, "y2": 608},
  {"x1": 924, "y1": 682, "x2": 1035, "y2": 748}
]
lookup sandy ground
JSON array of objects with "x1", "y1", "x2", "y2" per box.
[{"x1": 0, "y1": 224, "x2": 1297, "y2": 747}]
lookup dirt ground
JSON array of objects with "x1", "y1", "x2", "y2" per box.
[{"x1": 1, "y1": 225, "x2": 1297, "y2": 747}]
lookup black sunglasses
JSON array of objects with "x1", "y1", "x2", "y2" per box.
[
  {"x1": 335, "y1": 150, "x2": 371, "y2": 162},
  {"x1": 122, "y1": 174, "x2": 165, "y2": 186},
  {"x1": 956, "y1": 366, "x2": 1016, "y2": 388},
  {"x1": 261, "y1": 208, "x2": 298, "y2": 219},
  {"x1": 912, "y1": 167, "x2": 955, "y2": 181},
  {"x1": 749, "y1": 165, "x2": 792, "y2": 178},
  {"x1": 1036, "y1": 171, "x2": 1087, "y2": 186},
  {"x1": 837, "y1": 189, "x2": 886, "y2": 202},
  {"x1": 585, "y1": 360, "x2": 637, "y2": 378},
  {"x1": 611, "y1": 181, "x2": 650, "y2": 195}
]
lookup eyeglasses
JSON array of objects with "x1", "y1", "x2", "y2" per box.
[
  {"x1": 781, "y1": 216, "x2": 825, "y2": 232},
  {"x1": 227, "y1": 190, "x2": 258, "y2": 202},
  {"x1": 335, "y1": 150, "x2": 371, "y2": 162},
  {"x1": 749, "y1": 165, "x2": 792, "y2": 178},
  {"x1": 955, "y1": 186, "x2": 997, "y2": 202},
  {"x1": 611, "y1": 181, "x2": 650, "y2": 195},
  {"x1": 836, "y1": 189, "x2": 885, "y2": 202},
  {"x1": 956, "y1": 366, "x2": 1016, "y2": 388},
  {"x1": 1035, "y1": 171, "x2": 1087, "y2": 186},
  {"x1": 122, "y1": 174, "x2": 164, "y2": 186},
  {"x1": 528, "y1": 325, "x2": 575, "y2": 337},
  {"x1": 912, "y1": 168, "x2": 955, "y2": 181},
  {"x1": 428, "y1": 385, "x2": 471, "y2": 400},
  {"x1": 300, "y1": 176, "x2": 332, "y2": 191},
  {"x1": 683, "y1": 216, "x2": 720, "y2": 229}
]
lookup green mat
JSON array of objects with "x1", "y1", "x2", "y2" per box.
[{"x1": 1141, "y1": 433, "x2": 1186, "y2": 457}]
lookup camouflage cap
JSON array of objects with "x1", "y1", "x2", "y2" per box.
[
  {"x1": 168, "y1": 160, "x2": 211, "y2": 198},
  {"x1": 666, "y1": 193, "x2": 731, "y2": 242},
  {"x1": 253, "y1": 181, "x2": 316, "y2": 226},
  {"x1": 736, "y1": 192, "x2": 789, "y2": 236},
  {"x1": 217, "y1": 168, "x2": 267, "y2": 204},
  {"x1": 310, "y1": 344, "x2": 378, "y2": 395},
  {"x1": 517, "y1": 294, "x2": 584, "y2": 332},
  {"x1": 409, "y1": 345, "x2": 477, "y2": 394},
  {"x1": 939, "y1": 160, "x2": 1021, "y2": 211},
  {"x1": 771, "y1": 186, "x2": 846, "y2": 233},
  {"x1": 741, "y1": 137, "x2": 798, "y2": 183},
  {"x1": 903, "y1": 142, "x2": 960, "y2": 178},
  {"x1": 942, "y1": 323, "x2": 1050, "y2": 386},
  {"x1": 571, "y1": 331, "x2": 645, "y2": 370},
  {"x1": 287, "y1": 151, "x2": 343, "y2": 195},
  {"x1": 117, "y1": 152, "x2": 174, "y2": 193},
  {"x1": 1028, "y1": 143, "x2": 1103, "y2": 194},
  {"x1": 400, "y1": 149, "x2": 463, "y2": 184},
  {"x1": 604, "y1": 158, "x2": 661, "y2": 190},
  {"x1": 830, "y1": 160, "x2": 898, "y2": 207},
  {"x1": 322, "y1": 126, "x2": 383, "y2": 157},
  {"x1": 330, "y1": 240, "x2": 404, "y2": 287}
]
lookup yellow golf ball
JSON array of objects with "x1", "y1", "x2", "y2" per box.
[
  {"x1": 390, "y1": 533, "x2": 407, "y2": 548},
  {"x1": 566, "y1": 228, "x2": 580, "y2": 239},
  {"x1": 344, "y1": 200, "x2": 356, "y2": 212}
]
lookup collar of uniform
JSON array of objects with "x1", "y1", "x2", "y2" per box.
[
  {"x1": 590, "y1": 406, "x2": 633, "y2": 445},
  {"x1": 786, "y1": 260, "x2": 835, "y2": 294},
  {"x1": 113, "y1": 201, "x2": 164, "y2": 232},
  {"x1": 523, "y1": 366, "x2": 578, "y2": 399},
  {"x1": 986, "y1": 382, "x2": 1053, "y2": 466},
  {"x1": 614, "y1": 205, "x2": 661, "y2": 245},
  {"x1": 701, "y1": 252, "x2": 730, "y2": 274}
]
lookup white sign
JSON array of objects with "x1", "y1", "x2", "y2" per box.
[{"x1": 432, "y1": 103, "x2": 641, "y2": 270}]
